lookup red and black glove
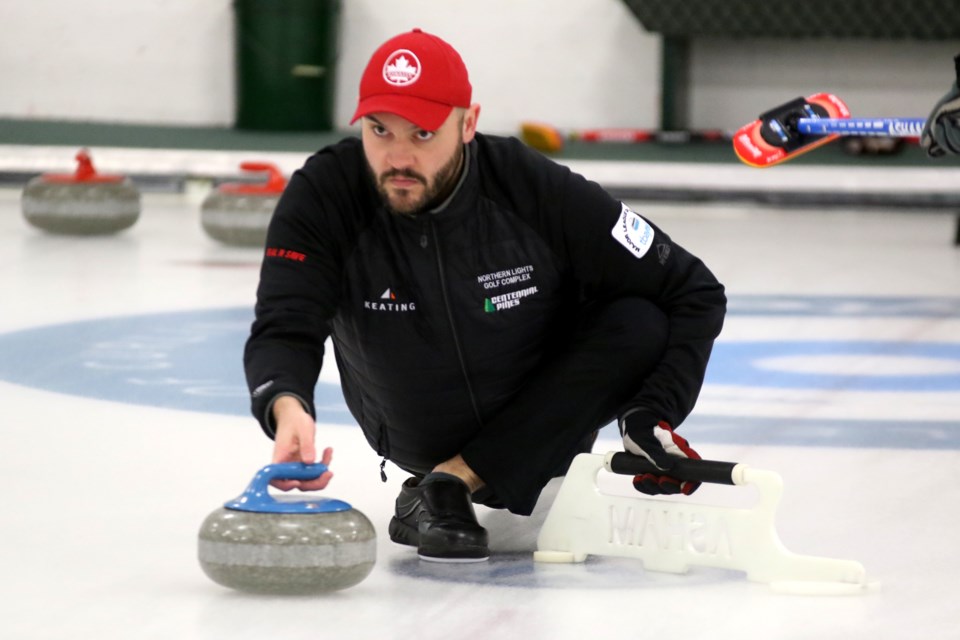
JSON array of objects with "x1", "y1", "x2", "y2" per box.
[
  {"x1": 921, "y1": 54, "x2": 960, "y2": 158},
  {"x1": 620, "y1": 413, "x2": 702, "y2": 496}
]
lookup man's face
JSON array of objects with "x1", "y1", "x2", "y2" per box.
[{"x1": 361, "y1": 107, "x2": 478, "y2": 216}]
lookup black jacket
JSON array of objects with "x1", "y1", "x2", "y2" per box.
[{"x1": 244, "y1": 133, "x2": 726, "y2": 473}]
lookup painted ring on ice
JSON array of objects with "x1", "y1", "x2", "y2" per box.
[{"x1": 707, "y1": 341, "x2": 960, "y2": 392}]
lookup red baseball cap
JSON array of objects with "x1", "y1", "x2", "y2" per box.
[{"x1": 351, "y1": 29, "x2": 472, "y2": 132}]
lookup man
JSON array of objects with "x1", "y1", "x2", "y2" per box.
[
  {"x1": 922, "y1": 54, "x2": 960, "y2": 157},
  {"x1": 244, "y1": 28, "x2": 726, "y2": 563}
]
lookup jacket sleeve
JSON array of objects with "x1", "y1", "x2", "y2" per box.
[
  {"x1": 548, "y1": 163, "x2": 726, "y2": 430},
  {"x1": 243, "y1": 163, "x2": 347, "y2": 438}
]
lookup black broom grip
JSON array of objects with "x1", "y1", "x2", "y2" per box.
[{"x1": 604, "y1": 452, "x2": 740, "y2": 486}]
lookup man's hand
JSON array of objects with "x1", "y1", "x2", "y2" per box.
[
  {"x1": 620, "y1": 415, "x2": 702, "y2": 495},
  {"x1": 921, "y1": 55, "x2": 960, "y2": 158},
  {"x1": 271, "y1": 395, "x2": 333, "y2": 491}
]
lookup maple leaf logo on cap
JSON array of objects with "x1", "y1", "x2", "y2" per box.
[{"x1": 382, "y1": 50, "x2": 421, "y2": 86}]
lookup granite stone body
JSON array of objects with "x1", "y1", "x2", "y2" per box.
[
  {"x1": 200, "y1": 191, "x2": 277, "y2": 246},
  {"x1": 198, "y1": 507, "x2": 376, "y2": 594},
  {"x1": 21, "y1": 178, "x2": 141, "y2": 235}
]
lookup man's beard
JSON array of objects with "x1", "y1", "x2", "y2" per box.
[{"x1": 369, "y1": 144, "x2": 464, "y2": 216}]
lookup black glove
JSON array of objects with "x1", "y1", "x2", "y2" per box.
[
  {"x1": 619, "y1": 411, "x2": 701, "y2": 496},
  {"x1": 921, "y1": 54, "x2": 960, "y2": 158}
]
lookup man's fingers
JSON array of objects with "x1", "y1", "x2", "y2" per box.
[
  {"x1": 681, "y1": 480, "x2": 701, "y2": 496},
  {"x1": 272, "y1": 433, "x2": 322, "y2": 466},
  {"x1": 270, "y1": 478, "x2": 300, "y2": 491},
  {"x1": 272, "y1": 431, "x2": 299, "y2": 463},
  {"x1": 299, "y1": 443, "x2": 317, "y2": 465},
  {"x1": 270, "y1": 436, "x2": 332, "y2": 492},
  {"x1": 297, "y1": 470, "x2": 333, "y2": 491},
  {"x1": 632, "y1": 473, "x2": 699, "y2": 496}
]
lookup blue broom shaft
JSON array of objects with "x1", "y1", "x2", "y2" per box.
[{"x1": 797, "y1": 117, "x2": 926, "y2": 137}]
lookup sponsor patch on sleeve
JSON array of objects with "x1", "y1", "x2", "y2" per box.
[
  {"x1": 610, "y1": 203, "x2": 654, "y2": 259},
  {"x1": 266, "y1": 247, "x2": 307, "y2": 262}
]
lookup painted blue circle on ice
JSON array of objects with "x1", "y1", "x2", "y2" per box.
[
  {"x1": 707, "y1": 341, "x2": 960, "y2": 391},
  {"x1": 0, "y1": 307, "x2": 351, "y2": 421},
  {"x1": 1, "y1": 303, "x2": 959, "y2": 416}
]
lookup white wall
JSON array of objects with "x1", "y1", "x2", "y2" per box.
[
  {"x1": 338, "y1": 1, "x2": 660, "y2": 134},
  {"x1": 0, "y1": 0, "x2": 660, "y2": 135},
  {"x1": 0, "y1": 1, "x2": 234, "y2": 125},
  {"x1": 0, "y1": 0, "x2": 955, "y2": 135}
]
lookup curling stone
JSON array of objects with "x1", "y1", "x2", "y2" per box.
[
  {"x1": 200, "y1": 161, "x2": 286, "y2": 246},
  {"x1": 198, "y1": 462, "x2": 376, "y2": 594},
  {"x1": 841, "y1": 136, "x2": 903, "y2": 156},
  {"x1": 21, "y1": 149, "x2": 140, "y2": 235}
]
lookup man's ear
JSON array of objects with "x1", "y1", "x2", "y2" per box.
[{"x1": 462, "y1": 103, "x2": 481, "y2": 143}]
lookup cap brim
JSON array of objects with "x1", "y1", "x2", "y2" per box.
[{"x1": 351, "y1": 94, "x2": 454, "y2": 132}]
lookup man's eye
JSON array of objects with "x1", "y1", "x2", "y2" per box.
[
  {"x1": 415, "y1": 130, "x2": 435, "y2": 141},
  {"x1": 372, "y1": 125, "x2": 388, "y2": 136}
]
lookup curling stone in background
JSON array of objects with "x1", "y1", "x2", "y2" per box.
[
  {"x1": 841, "y1": 135, "x2": 904, "y2": 156},
  {"x1": 21, "y1": 149, "x2": 141, "y2": 235},
  {"x1": 200, "y1": 161, "x2": 286, "y2": 246},
  {"x1": 198, "y1": 462, "x2": 376, "y2": 594}
]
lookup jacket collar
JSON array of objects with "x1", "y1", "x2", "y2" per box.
[{"x1": 428, "y1": 139, "x2": 474, "y2": 215}]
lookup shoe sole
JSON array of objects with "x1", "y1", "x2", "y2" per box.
[
  {"x1": 389, "y1": 517, "x2": 490, "y2": 562},
  {"x1": 417, "y1": 553, "x2": 489, "y2": 563}
]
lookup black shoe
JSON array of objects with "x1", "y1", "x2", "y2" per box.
[{"x1": 388, "y1": 474, "x2": 489, "y2": 563}]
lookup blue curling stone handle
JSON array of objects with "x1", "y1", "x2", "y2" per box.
[{"x1": 224, "y1": 462, "x2": 352, "y2": 514}]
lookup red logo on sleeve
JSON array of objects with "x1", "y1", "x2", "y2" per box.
[{"x1": 266, "y1": 247, "x2": 307, "y2": 262}]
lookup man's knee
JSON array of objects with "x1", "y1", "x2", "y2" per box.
[{"x1": 580, "y1": 297, "x2": 668, "y2": 364}]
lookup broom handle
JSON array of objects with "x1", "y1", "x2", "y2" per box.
[{"x1": 796, "y1": 117, "x2": 925, "y2": 137}]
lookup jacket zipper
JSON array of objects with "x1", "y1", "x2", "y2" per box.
[
  {"x1": 378, "y1": 423, "x2": 390, "y2": 482},
  {"x1": 427, "y1": 219, "x2": 484, "y2": 429}
]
